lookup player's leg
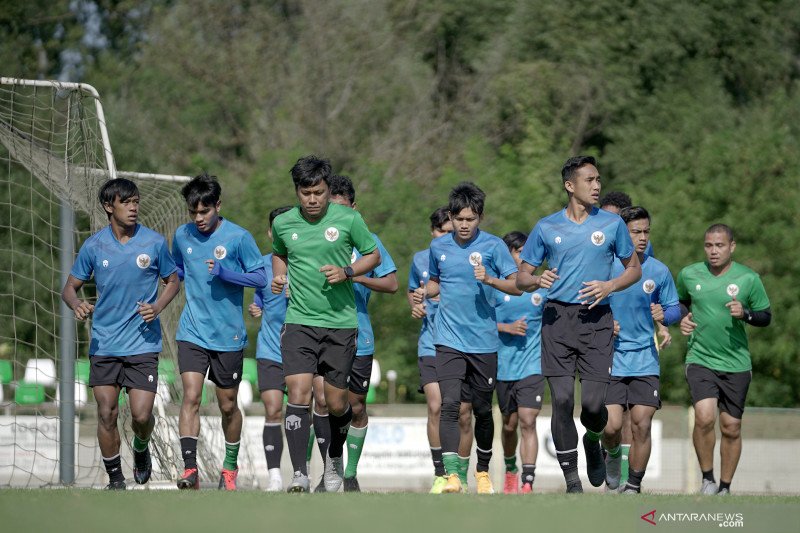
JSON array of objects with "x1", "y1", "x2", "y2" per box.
[
  {"x1": 420, "y1": 356, "x2": 446, "y2": 491},
  {"x1": 579, "y1": 378, "x2": 610, "y2": 487},
  {"x1": 517, "y1": 375, "x2": 545, "y2": 493},
  {"x1": 716, "y1": 369, "x2": 750, "y2": 494},
  {"x1": 176, "y1": 342, "x2": 210, "y2": 489},
  {"x1": 436, "y1": 347, "x2": 469, "y2": 493},
  {"x1": 457, "y1": 382, "x2": 474, "y2": 489},
  {"x1": 312, "y1": 374, "x2": 330, "y2": 463},
  {"x1": 89, "y1": 355, "x2": 125, "y2": 489},
  {"x1": 467, "y1": 352, "x2": 497, "y2": 494},
  {"x1": 619, "y1": 410, "x2": 633, "y2": 487},
  {"x1": 124, "y1": 354, "x2": 158, "y2": 485},
  {"x1": 622, "y1": 403, "x2": 657, "y2": 493},
  {"x1": 601, "y1": 376, "x2": 626, "y2": 490},
  {"x1": 209, "y1": 349, "x2": 244, "y2": 491},
  {"x1": 497, "y1": 380, "x2": 519, "y2": 494},
  {"x1": 343, "y1": 355, "x2": 373, "y2": 491},
  {"x1": 258, "y1": 359, "x2": 285, "y2": 491},
  {"x1": 686, "y1": 363, "x2": 720, "y2": 494}
]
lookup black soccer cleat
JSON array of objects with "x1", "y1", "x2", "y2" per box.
[
  {"x1": 343, "y1": 477, "x2": 361, "y2": 492},
  {"x1": 314, "y1": 476, "x2": 327, "y2": 493},
  {"x1": 105, "y1": 479, "x2": 127, "y2": 490},
  {"x1": 566, "y1": 479, "x2": 584, "y2": 494},
  {"x1": 177, "y1": 468, "x2": 200, "y2": 490},
  {"x1": 133, "y1": 448, "x2": 152, "y2": 485},
  {"x1": 583, "y1": 433, "x2": 606, "y2": 487}
]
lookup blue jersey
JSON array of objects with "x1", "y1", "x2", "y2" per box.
[
  {"x1": 645, "y1": 241, "x2": 654, "y2": 257},
  {"x1": 494, "y1": 288, "x2": 547, "y2": 381},
  {"x1": 520, "y1": 207, "x2": 635, "y2": 304},
  {"x1": 71, "y1": 224, "x2": 176, "y2": 357},
  {"x1": 353, "y1": 233, "x2": 396, "y2": 356},
  {"x1": 609, "y1": 255, "x2": 679, "y2": 376},
  {"x1": 255, "y1": 253, "x2": 287, "y2": 362},
  {"x1": 172, "y1": 219, "x2": 263, "y2": 351},
  {"x1": 429, "y1": 230, "x2": 518, "y2": 353},
  {"x1": 409, "y1": 248, "x2": 438, "y2": 357}
]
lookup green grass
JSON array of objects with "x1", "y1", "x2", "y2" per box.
[{"x1": 2, "y1": 490, "x2": 799, "y2": 533}]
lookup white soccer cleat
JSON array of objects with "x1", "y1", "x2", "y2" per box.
[
  {"x1": 323, "y1": 452, "x2": 344, "y2": 492},
  {"x1": 701, "y1": 479, "x2": 718, "y2": 495},
  {"x1": 266, "y1": 468, "x2": 283, "y2": 492}
]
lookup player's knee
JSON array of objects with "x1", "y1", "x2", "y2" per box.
[
  {"x1": 130, "y1": 411, "x2": 152, "y2": 429},
  {"x1": 519, "y1": 415, "x2": 537, "y2": 433},
  {"x1": 441, "y1": 398, "x2": 460, "y2": 422},
  {"x1": 218, "y1": 398, "x2": 239, "y2": 419},
  {"x1": 694, "y1": 413, "x2": 716, "y2": 432},
  {"x1": 720, "y1": 420, "x2": 741, "y2": 440},
  {"x1": 551, "y1": 391, "x2": 574, "y2": 414},
  {"x1": 472, "y1": 397, "x2": 492, "y2": 421},
  {"x1": 632, "y1": 419, "x2": 651, "y2": 441},
  {"x1": 427, "y1": 400, "x2": 441, "y2": 419},
  {"x1": 97, "y1": 405, "x2": 118, "y2": 429},
  {"x1": 350, "y1": 399, "x2": 367, "y2": 420},
  {"x1": 502, "y1": 419, "x2": 517, "y2": 435}
]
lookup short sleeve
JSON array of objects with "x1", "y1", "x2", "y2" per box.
[
  {"x1": 350, "y1": 212, "x2": 377, "y2": 255},
  {"x1": 238, "y1": 231, "x2": 265, "y2": 273},
  {"x1": 428, "y1": 246, "x2": 440, "y2": 279},
  {"x1": 492, "y1": 239, "x2": 518, "y2": 279},
  {"x1": 676, "y1": 268, "x2": 689, "y2": 301},
  {"x1": 408, "y1": 255, "x2": 420, "y2": 292},
  {"x1": 613, "y1": 218, "x2": 635, "y2": 260},
  {"x1": 520, "y1": 222, "x2": 545, "y2": 267},
  {"x1": 70, "y1": 241, "x2": 94, "y2": 281},
  {"x1": 272, "y1": 217, "x2": 287, "y2": 256},
  {"x1": 157, "y1": 237, "x2": 178, "y2": 278},
  {"x1": 372, "y1": 235, "x2": 397, "y2": 278},
  {"x1": 171, "y1": 231, "x2": 184, "y2": 268},
  {"x1": 658, "y1": 267, "x2": 679, "y2": 307},
  {"x1": 746, "y1": 274, "x2": 770, "y2": 311}
]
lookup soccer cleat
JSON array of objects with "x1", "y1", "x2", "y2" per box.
[
  {"x1": 105, "y1": 479, "x2": 127, "y2": 490},
  {"x1": 521, "y1": 482, "x2": 533, "y2": 494},
  {"x1": 566, "y1": 479, "x2": 584, "y2": 493},
  {"x1": 133, "y1": 448, "x2": 152, "y2": 485},
  {"x1": 604, "y1": 451, "x2": 621, "y2": 490},
  {"x1": 442, "y1": 473, "x2": 463, "y2": 494},
  {"x1": 583, "y1": 433, "x2": 606, "y2": 487},
  {"x1": 177, "y1": 468, "x2": 199, "y2": 490},
  {"x1": 323, "y1": 452, "x2": 344, "y2": 492},
  {"x1": 343, "y1": 477, "x2": 361, "y2": 492},
  {"x1": 475, "y1": 471, "x2": 495, "y2": 494},
  {"x1": 503, "y1": 471, "x2": 519, "y2": 494},
  {"x1": 266, "y1": 468, "x2": 283, "y2": 492},
  {"x1": 621, "y1": 486, "x2": 640, "y2": 494},
  {"x1": 700, "y1": 479, "x2": 718, "y2": 495},
  {"x1": 717, "y1": 488, "x2": 730, "y2": 496},
  {"x1": 218, "y1": 468, "x2": 238, "y2": 491},
  {"x1": 314, "y1": 476, "x2": 326, "y2": 493},
  {"x1": 287, "y1": 471, "x2": 310, "y2": 493},
  {"x1": 429, "y1": 476, "x2": 448, "y2": 494}
]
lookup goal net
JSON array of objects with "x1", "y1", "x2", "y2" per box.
[{"x1": 0, "y1": 78, "x2": 259, "y2": 488}]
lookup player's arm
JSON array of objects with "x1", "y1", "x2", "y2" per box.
[
  {"x1": 579, "y1": 252, "x2": 641, "y2": 309},
  {"x1": 138, "y1": 272, "x2": 180, "y2": 323},
  {"x1": 271, "y1": 254, "x2": 288, "y2": 294},
  {"x1": 498, "y1": 317, "x2": 527, "y2": 336},
  {"x1": 481, "y1": 272, "x2": 522, "y2": 295},
  {"x1": 61, "y1": 275, "x2": 94, "y2": 321},
  {"x1": 320, "y1": 248, "x2": 381, "y2": 285},
  {"x1": 354, "y1": 272, "x2": 398, "y2": 294},
  {"x1": 516, "y1": 262, "x2": 559, "y2": 292},
  {"x1": 207, "y1": 261, "x2": 268, "y2": 288},
  {"x1": 413, "y1": 277, "x2": 439, "y2": 303}
]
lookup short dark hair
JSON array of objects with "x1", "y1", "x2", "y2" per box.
[
  {"x1": 706, "y1": 223, "x2": 734, "y2": 242},
  {"x1": 429, "y1": 206, "x2": 450, "y2": 231},
  {"x1": 600, "y1": 191, "x2": 632, "y2": 210},
  {"x1": 561, "y1": 155, "x2": 597, "y2": 183},
  {"x1": 98, "y1": 178, "x2": 139, "y2": 213},
  {"x1": 181, "y1": 173, "x2": 221, "y2": 208},
  {"x1": 448, "y1": 182, "x2": 485, "y2": 217},
  {"x1": 269, "y1": 206, "x2": 293, "y2": 228},
  {"x1": 329, "y1": 174, "x2": 356, "y2": 204},
  {"x1": 291, "y1": 155, "x2": 332, "y2": 189},
  {"x1": 502, "y1": 231, "x2": 528, "y2": 250},
  {"x1": 620, "y1": 206, "x2": 650, "y2": 225}
]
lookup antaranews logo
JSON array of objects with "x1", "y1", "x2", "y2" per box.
[{"x1": 640, "y1": 509, "x2": 745, "y2": 528}]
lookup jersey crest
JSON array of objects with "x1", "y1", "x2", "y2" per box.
[{"x1": 136, "y1": 254, "x2": 151, "y2": 269}]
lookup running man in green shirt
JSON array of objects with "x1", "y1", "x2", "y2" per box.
[
  {"x1": 677, "y1": 224, "x2": 771, "y2": 496},
  {"x1": 271, "y1": 155, "x2": 380, "y2": 493}
]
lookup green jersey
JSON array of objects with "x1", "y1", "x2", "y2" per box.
[
  {"x1": 676, "y1": 261, "x2": 770, "y2": 372},
  {"x1": 272, "y1": 202, "x2": 377, "y2": 329}
]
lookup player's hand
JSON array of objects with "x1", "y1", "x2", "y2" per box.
[
  {"x1": 412, "y1": 284, "x2": 426, "y2": 305},
  {"x1": 473, "y1": 264, "x2": 490, "y2": 284},
  {"x1": 320, "y1": 264, "x2": 347, "y2": 284},
  {"x1": 725, "y1": 296, "x2": 744, "y2": 319},
  {"x1": 657, "y1": 324, "x2": 672, "y2": 350},
  {"x1": 613, "y1": 320, "x2": 620, "y2": 337},
  {"x1": 272, "y1": 274, "x2": 287, "y2": 294},
  {"x1": 411, "y1": 302, "x2": 427, "y2": 319},
  {"x1": 205, "y1": 259, "x2": 216, "y2": 273},
  {"x1": 650, "y1": 303, "x2": 665, "y2": 323},
  {"x1": 248, "y1": 303, "x2": 262, "y2": 318},
  {"x1": 507, "y1": 317, "x2": 527, "y2": 336},
  {"x1": 680, "y1": 312, "x2": 697, "y2": 335},
  {"x1": 137, "y1": 301, "x2": 161, "y2": 323},
  {"x1": 538, "y1": 267, "x2": 559, "y2": 289},
  {"x1": 73, "y1": 301, "x2": 94, "y2": 321},
  {"x1": 579, "y1": 280, "x2": 614, "y2": 309}
]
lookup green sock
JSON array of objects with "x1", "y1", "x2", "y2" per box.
[
  {"x1": 585, "y1": 429, "x2": 602, "y2": 442},
  {"x1": 132, "y1": 435, "x2": 149, "y2": 453},
  {"x1": 457, "y1": 455, "x2": 470, "y2": 485},
  {"x1": 344, "y1": 424, "x2": 368, "y2": 478},
  {"x1": 620, "y1": 444, "x2": 631, "y2": 484},
  {"x1": 223, "y1": 440, "x2": 240, "y2": 470},
  {"x1": 606, "y1": 444, "x2": 622, "y2": 458},
  {"x1": 443, "y1": 453, "x2": 460, "y2": 476},
  {"x1": 504, "y1": 455, "x2": 518, "y2": 473},
  {"x1": 306, "y1": 427, "x2": 315, "y2": 463}
]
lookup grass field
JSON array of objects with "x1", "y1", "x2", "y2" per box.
[{"x1": 2, "y1": 490, "x2": 798, "y2": 533}]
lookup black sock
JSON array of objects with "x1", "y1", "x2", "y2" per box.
[
  {"x1": 431, "y1": 447, "x2": 446, "y2": 477},
  {"x1": 285, "y1": 404, "x2": 311, "y2": 475},
  {"x1": 627, "y1": 468, "x2": 645, "y2": 488},
  {"x1": 262, "y1": 423, "x2": 283, "y2": 470},
  {"x1": 328, "y1": 406, "x2": 352, "y2": 458},
  {"x1": 476, "y1": 447, "x2": 492, "y2": 473},
  {"x1": 702, "y1": 469, "x2": 715, "y2": 483},
  {"x1": 103, "y1": 454, "x2": 125, "y2": 483},
  {"x1": 180, "y1": 436, "x2": 197, "y2": 469},
  {"x1": 522, "y1": 464, "x2": 536, "y2": 485},
  {"x1": 719, "y1": 480, "x2": 731, "y2": 492},
  {"x1": 313, "y1": 411, "x2": 331, "y2": 462},
  {"x1": 556, "y1": 449, "x2": 580, "y2": 483}
]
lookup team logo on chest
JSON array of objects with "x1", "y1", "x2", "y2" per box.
[
  {"x1": 102, "y1": 259, "x2": 109, "y2": 268},
  {"x1": 555, "y1": 236, "x2": 562, "y2": 245},
  {"x1": 531, "y1": 292, "x2": 543, "y2": 306},
  {"x1": 468, "y1": 252, "x2": 483, "y2": 266},
  {"x1": 642, "y1": 279, "x2": 656, "y2": 294},
  {"x1": 726, "y1": 284, "x2": 740, "y2": 298},
  {"x1": 291, "y1": 233, "x2": 298, "y2": 241},
  {"x1": 325, "y1": 227, "x2": 339, "y2": 242},
  {"x1": 591, "y1": 231, "x2": 605, "y2": 246},
  {"x1": 186, "y1": 247, "x2": 192, "y2": 254},
  {"x1": 503, "y1": 295, "x2": 511, "y2": 302},
  {"x1": 136, "y1": 254, "x2": 151, "y2": 269},
  {"x1": 214, "y1": 246, "x2": 227, "y2": 260},
  {"x1": 440, "y1": 254, "x2": 446, "y2": 262}
]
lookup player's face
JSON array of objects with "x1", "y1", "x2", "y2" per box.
[
  {"x1": 189, "y1": 201, "x2": 220, "y2": 234},
  {"x1": 509, "y1": 246, "x2": 523, "y2": 267},
  {"x1": 626, "y1": 217, "x2": 650, "y2": 254},
  {"x1": 106, "y1": 194, "x2": 139, "y2": 228},
  {"x1": 297, "y1": 181, "x2": 330, "y2": 220},
  {"x1": 704, "y1": 231, "x2": 736, "y2": 269},
  {"x1": 565, "y1": 164, "x2": 601, "y2": 205},
  {"x1": 451, "y1": 207, "x2": 481, "y2": 243},
  {"x1": 329, "y1": 194, "x2": 354, "y2": 209},
  {"x1": 431, "y1": 220, "x2": 453, "y2": 238}
]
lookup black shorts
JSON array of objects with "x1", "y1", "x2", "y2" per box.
[
  {"x1": 257, "y1": 359, "x2": 286, "y2": 393},
  {"x1": 496, "y1": 374, "x2": 546, "y2": 415},
  {"x1": 686, "y1": 363, "x2": 751, "y2": 419},
  {"x1": 435, "y1": 345, "x2": 497, "y2": 393},
  {"x1": 541, "y1": 300, "x2": 614, "y2": 382},
  {"x1": 177, "y1": 341, "x2": 243, "y2": 389},
  {"x1": 418, "y1": 357, "x2": 473, "y2": 402},
  {"x1": 280, "y1": 323, "x2": 357, "y2": 390},
  {"x1": 349, "y1": 355, "x2": 373, "y2": 395},
  {"x1": 89, "y1": 353, "x2": 159, "y2": 393},
  {"x1": 606, "y1": 375, "x2": 661, "y2": 410}
]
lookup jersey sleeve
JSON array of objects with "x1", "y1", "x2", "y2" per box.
[
  {"x1": 613, "y1": 217, "x2": 635, "y2": 260},
  {"x1": 171, "y1": 230, "x2": 184, "y2": 269},
  {"x1": 70, "y1": 241, "x2": 94, "y2": 281},
  {"x1": 350, "y1": 212, "x2": 377, "y2": 255},
  {"x1": 238, "y1": 231, "x2": 265, "y2": 273},
  {"x1": 676, "y1": 268, "x2": 689, "y2": 301},
  {"x1": 746, "y1": 274, "x2": 770, "y2": 311},
  {"x1": 157, "y1": 237, "x2": 178, "y2": 278},
  {"x1": 657, "y1": 266, "x2": 679, "y2": 307},
  {"x1": 493, "y1": 239, "x2": 518, "y2": 278},
  {"x1": 408, "y1": 255, "x2": 421, "y2": 292},
  {"x1": 428, "y1": 246, "x2": 440, "y2": 279},
  {"x1": 271, "y1": 219, "x2": 287, "y2": 256},
  {"x1": 520, "y1": 222, "x2": 545, "y2": 267},
  {"x1": 372, "y1": 235, "x2": 397, "y2": 278}
]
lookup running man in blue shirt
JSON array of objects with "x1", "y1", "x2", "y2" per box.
[
  {"x1": 172, "y1": 174, "x2": 267, "y2": 491},
  {"x1": 601, "y1": 206, "x2": 681, "y2": 494},
  {"x1": 516, "y1": 156, "x2": 641, "y2": 493},
  {"x1": 409, "y1": 207, "x2": 475, "y2": 493},
  {"x1": 494, "y1": 231, "x2": 547, "y2": 495},
  {"x1": 412, "y1": 182, "x2": 521, "y2": 494},
  {"x1": 248, "y1": 205, "x2": 292, "y2": 491},
  {"x1": 61, "y1": 178, "x2": 180, "y2": 489}
]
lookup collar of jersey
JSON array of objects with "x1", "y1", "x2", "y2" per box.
[
  {"x1": 106, "y1": 223, "x2": 141, "y2": 247},
  {"x1": 189, "y1": 217, "x2": 226, "y2": 240},
  {"x1": 451, "y1": 228, "x2": 481, "y2": 248}
]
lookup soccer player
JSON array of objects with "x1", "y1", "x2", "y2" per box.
[
  {"x1": 411, "y1": 182, "x2": 520, "y2": 495},
  {"x1": 409, "y1": 207, "x2": 476, "y2": 493},
  {"x1": 494, "y1": 231, "x2": 547, "y2": 494},
  {"x1": 516, "y1": 155, "x2": 641, "y2": 493},
  {"x1": 271, "y1": 156, "x2": 381, "y2": 493},
  {"x1": 601, "y1": 207, "x2": 681, "y2": 494},
  {"x1": 61, "y1": 178, "x2": 180, "y2": 489},
  {"x1": 173, "y1": 173, "x2": 267, "y2": 491},
  {"x1": 326, "y1": 174, "x2": 399, "y2": 492},
  {"x1": 248, "y1": 205, "x2": 293, "y2": 491},
  {"x1": 677, "y1": 224, "x2": 771, "y2": 495}
]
